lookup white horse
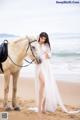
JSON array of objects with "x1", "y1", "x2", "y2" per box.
[{"x1": 0, "y1": 36, "x2": 41, "y2": 111}]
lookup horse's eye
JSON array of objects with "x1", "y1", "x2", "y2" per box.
[{"x1": 31, "y1": 46, "x2": 35, "y2": 50}]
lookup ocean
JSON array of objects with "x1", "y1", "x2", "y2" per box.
[{"x1": 0, "y1": 33, "x2": 80, "y2": 82}]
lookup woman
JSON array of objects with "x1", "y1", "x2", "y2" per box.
[
  {"x1": 35, "y1": 32, "x2": 52, "y2": 113},
  {"x1": 29, "y1": 32, "x2": 80, "y2": 114}
]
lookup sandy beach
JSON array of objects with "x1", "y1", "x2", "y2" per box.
[{"x1": 0, "y1": 75, "x2": 80, "y2": 120}]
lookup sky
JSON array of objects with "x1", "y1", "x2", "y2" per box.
[{"x1": 0, "y1": 0, "x2": 80, "y2": 36}]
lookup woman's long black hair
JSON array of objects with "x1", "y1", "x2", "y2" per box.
[{"x1": 38, "y1": 32, "x2": 51, "y2": 49}]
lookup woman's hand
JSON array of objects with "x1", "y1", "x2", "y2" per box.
[{"x1": 45, "y1": 52, "x2": 49, "y2": 59}]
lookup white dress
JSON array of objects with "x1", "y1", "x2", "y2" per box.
[{"x1": 33, "y1": 44, "x2": 80, "y2": 114}]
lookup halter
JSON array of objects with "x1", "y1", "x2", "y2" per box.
[
  {"x1": 8, "y1": 39, "x2": 38, "y2": 67},
  {"x1": 24, "y1": 39, "x2": 39, "y2": 64}
]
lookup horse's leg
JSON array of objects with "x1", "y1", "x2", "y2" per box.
[
  {"x1": 4, "y1": 71, "x2": 12, "y2": 111},
  {"x1": 12, "y1": 70, "x2": 20, "y2": 111}
]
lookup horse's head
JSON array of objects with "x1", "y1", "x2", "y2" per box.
[
  {"x1": 13, "y1": 36, "x2": 41, "y2": 64},
  {"x1": 25, "y1": 36, "x2": 42, "y2": 64}
]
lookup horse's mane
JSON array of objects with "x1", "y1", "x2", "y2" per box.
[
  {"x1": 10, "y1": 36, "x2": 37, "y2": 46},
  {"x1": 13, "y1": 36, "x2": 28, "y2": 44}
]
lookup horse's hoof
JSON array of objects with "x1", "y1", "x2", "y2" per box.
[
  {"x1": 4, "y1": 106, "x2": 13, "y2": 111},
  {"x1": 14, "y1": 106, "x2": 20, "y2": 111}
]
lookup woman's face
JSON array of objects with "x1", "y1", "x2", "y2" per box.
[{"x1": 39, "y1": 37, "x2": 46, "y2": 44}]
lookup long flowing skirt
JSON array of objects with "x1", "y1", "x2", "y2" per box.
[{"x1": 35, "y1": 59, "x2": 80, "y2": 114}]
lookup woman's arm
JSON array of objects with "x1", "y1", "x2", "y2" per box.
[
  {"x1": 44, "y1": 52, "x2": 51, "y2": 58},
  {"x1": 44, "y1": 44, "x2": 51, "y2": 59}
]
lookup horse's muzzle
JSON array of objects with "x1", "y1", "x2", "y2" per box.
[{"x1": 36, "y1": 58, "x2": 42, "y2": 64}]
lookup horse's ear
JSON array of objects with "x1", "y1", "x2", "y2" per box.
[{"x1": 25, "y1": 36, "x2": 30, "y2": 41}]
